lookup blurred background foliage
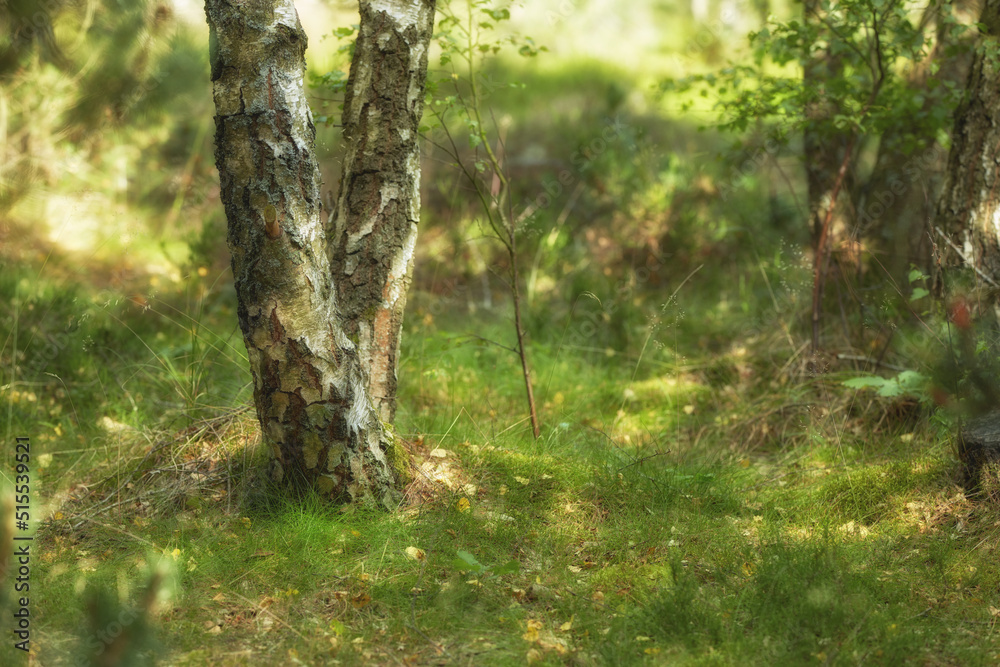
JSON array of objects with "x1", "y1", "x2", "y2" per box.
[
  {"x1": 2, "y1": 0, "x2": 988, "y2": 436},
  {"x1": 3, "y1": 0, "x2": 990, "y2": 429}
]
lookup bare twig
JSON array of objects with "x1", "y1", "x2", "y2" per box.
[
  {"x1": 835, "y1": 354, "x2": 907, "y2": 372},
  {"x1": 934, "y1": 226, "x2": 999, "y2": 287}
]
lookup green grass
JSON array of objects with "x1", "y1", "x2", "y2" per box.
[{"x1": 4, "y1": 248, "x2": 1000, "y2": 667}]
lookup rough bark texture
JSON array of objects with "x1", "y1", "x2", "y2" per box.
[
  {"x1": 329, "y1": 0, "x2": 436, "y2": 423},
  {"x1": 936, "y1": 0, "x2": 1000, "y2": 288},
  {"x1": 206, "y1": 0, "x2": 401, "y2": 507}
]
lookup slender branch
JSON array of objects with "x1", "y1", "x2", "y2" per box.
[
  {"x1": 934, "y1": 227, "x2": 1000, "y2": 287},
  {"x1": 450, "y1": 333, "x2": 518, "y2": 354},
  {"x1": 428, "y1": 11, "x2": 540, "y2": 437},
  {"x1": 835, "y1": 354, "x2": 908, "y2": 372}
]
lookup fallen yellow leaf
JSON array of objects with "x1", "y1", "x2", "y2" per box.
[
  {"x1": 405, "y1": 546, "x2": 426, "y2": 561},
  {"x1": 522, "y1": 619, "x2": 543, "y2": 642},
  {"x1": 457, "y1": 497, "x2": 471, "y2": 513}
]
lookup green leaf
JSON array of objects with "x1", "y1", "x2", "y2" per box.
[
  {"x1": 910, "y1": 287, "x2": 929, "y2": 302},
  {"x1": 453, "y1": 550, "x2": 485, "y2": 573},
  {"x1": 491, "y1": 561, "x2": 520, "y2": 576},
  {"x1": 842, "y1": 376, "x2": 888, "y2": 390},
  {"x1": 482, "y1": 8, "x2": 510, "y2": 21},
  {"x1": 893, "y1": 370, "x2": 927, "y2": 392}
]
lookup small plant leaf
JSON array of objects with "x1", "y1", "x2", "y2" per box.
[
  {"x1": 842, "y1": 376, "x2": 887, "y2": 389},
  {"x1": 453, "y1": 550, "x2": 485, "y2": 573},
  {"x1": 492, "y1": 560, "x2": 520, "y2": 576}
]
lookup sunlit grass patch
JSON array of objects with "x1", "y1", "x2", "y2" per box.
[{"x1": 819, "y1": 460, "x2": 921, "y2": 525}]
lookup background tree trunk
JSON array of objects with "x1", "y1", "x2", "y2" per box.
[
  {"x1": 861, "y1": 2, "x2": 973, "y2": 282},
  {"x1": 936, "y1": 0, "x2": 1000, "y2": 291},
  {"x1": 803, "y1": 0, "x2": 855, "y2": 254},
  {"x1": 803, "y1": 0, "x2": 858, "y2": 352},
  {"x1": 206, "y1": 0, "x2": 402, "y2": 507},
  {"x1": 328, "y1": 0, "x2": 436, "y2": 423}
]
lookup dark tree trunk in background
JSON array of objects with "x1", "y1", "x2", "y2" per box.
[
  {"x1": 936, "y1": 0, "x2": 1000, "y2": 291},
  {"x1": 329, "y1": 0, "x2": 436, "y2": 424},
  {"x1": 862, "y1": 3, "x2": 973, "y2": 282},
  {"x1": 205, "y1": 0, "x2": 431, "y2": 506},
  {"x1": 804, "y1": 0, "x2": 856, "y2": 352},
  {"x1": 803, "y1": 0, "x2": 854, "y2": 252},
  {"x1": 862, "y1": 136, "x2": 944, "y2": 279}
]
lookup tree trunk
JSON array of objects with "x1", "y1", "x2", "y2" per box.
[
  {"x1": 803, "y1": 0, "x2": 854, "y2": 252},
  {"x1": 862, "y1": 2, "x2": 973, "y2": 282},
  {"x1": 861, "y1": 136, "x2": 944, "y2": 280},
  {"x1": 328, "y1": 0, "x2": 436, "y2": 423},
  {"x1": 803, "y1": 0, "x2": 856, "y2": 351},
  {"x1": 935, "y1": 0, "x2": 1000, "y2": 290},
  {"x1": 205, "y1": 0, "x2": 410, "y2": 507}
]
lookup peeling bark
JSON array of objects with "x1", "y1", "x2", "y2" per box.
[
  {"x1": 329, "y1": 0, "x2": 436, "y2": 423},
  {"x1": 936, "y1": 0, "x2": 1000, "y2": 290},
  {"x1": 206, "y1": 0, "x2": 402, "y2": 507}
]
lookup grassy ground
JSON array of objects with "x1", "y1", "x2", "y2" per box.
[
  {"x1": 3, "y1": 244, "x2": 1000, "y2": 666},
  {"x1": 2, "y1": 4, "x2": 997, "y2": 663}
]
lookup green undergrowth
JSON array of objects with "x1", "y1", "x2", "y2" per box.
[{"x1": 2, "y1": 255, "x2": 998, "y2": 666}]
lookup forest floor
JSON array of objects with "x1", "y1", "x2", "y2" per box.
[
  {"x1": 6, "y1": 249, "x2": 1000, "y2": 667},
  {"x1": 4, "y1": 1, "x2": 997, "y2": 663}
]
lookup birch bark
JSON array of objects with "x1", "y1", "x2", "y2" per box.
[
  {"x1": 936, "y1": 0, "x2": 1000, "y2": 290},
  {"x1": 328, "y1": 0, "x2": 436, "y2": 423},
  {"x1": 205, "y1": 0, "x2": 432, "y2": 505}
]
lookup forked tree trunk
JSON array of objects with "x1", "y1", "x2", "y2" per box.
[
  {"x1": 329, "y1": 0, "x2": 436, "y2": 423},
  {"x1": 935, "y1": 0, "x2": 1000, "y2": 289},
  {"x1": 205, "y1": 0, "x2": 429, "y2": 506}
]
